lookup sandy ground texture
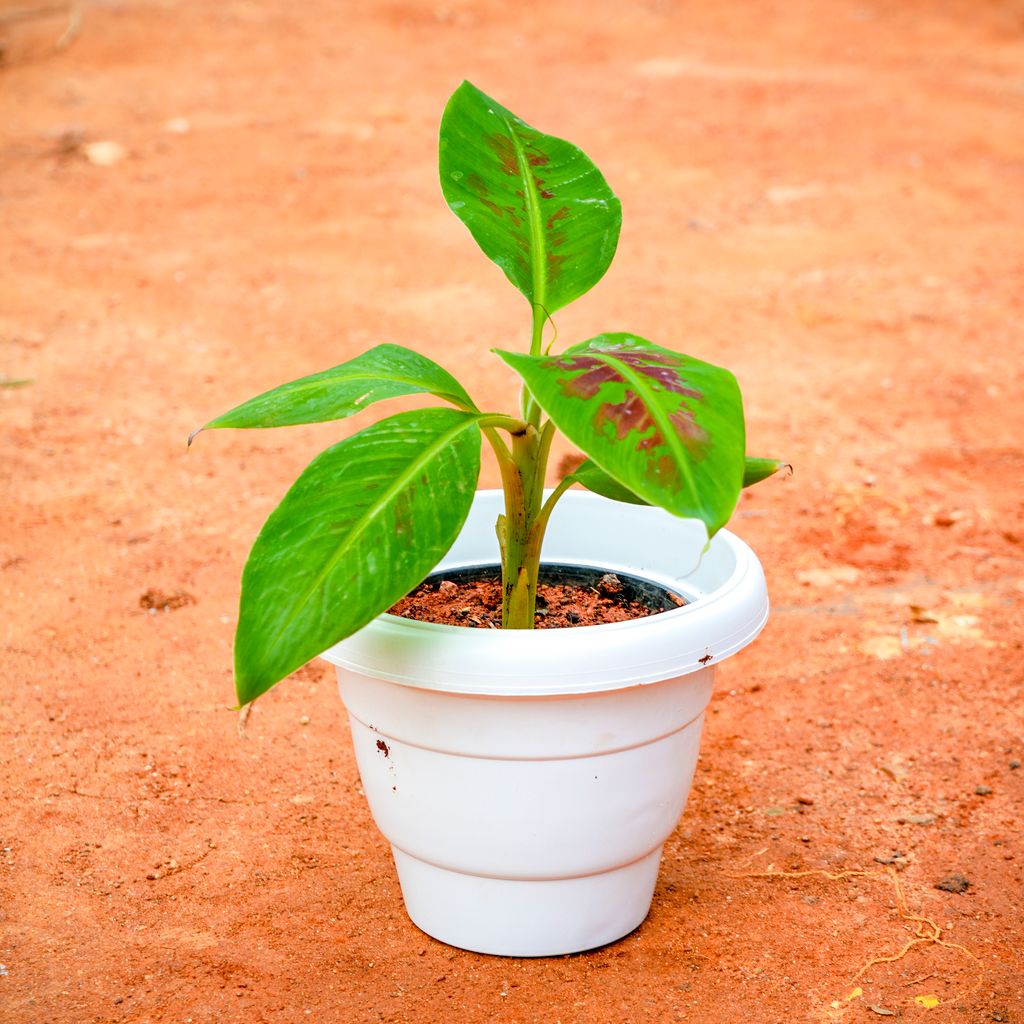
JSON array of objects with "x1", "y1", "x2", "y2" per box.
[{"x1": 3, "y1": 0, "x2": 1024, "y2": 1021}]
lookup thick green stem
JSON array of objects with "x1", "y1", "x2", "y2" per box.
[
  {"x1": 497, "y1": 421, "x2": 571, "y2": 628},
  {"x1": 494, "y1": 305, "x2": 560, "y2": 628},
  {"x1": 500, "y1": 426, "x2": 543, "y2": 628}
]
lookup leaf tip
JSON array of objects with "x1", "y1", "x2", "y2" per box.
[{"x1": 187, "y1": 426, "x2": 204, "y2": 447}]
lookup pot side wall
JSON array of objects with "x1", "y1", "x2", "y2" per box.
[{"x1": 342, "y1": 668, "x2": 714, "y2": 882}]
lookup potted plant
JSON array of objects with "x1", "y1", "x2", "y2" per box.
[{"x1": 191, "y1": 81, "x2": 785, "y2": 957}]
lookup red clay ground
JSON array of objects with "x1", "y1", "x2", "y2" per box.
[{"x1": 2, "y1": 1, "x2": 1023, "y2": 1021}]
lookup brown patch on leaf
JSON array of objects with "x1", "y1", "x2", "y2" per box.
[{"x1": 487, "y1": 132, "x2": 518, "y2": 176}]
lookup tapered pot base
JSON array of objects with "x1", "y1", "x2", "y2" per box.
[{"x1": 393, "y1": 845, "x2": 662, "y2": 957}]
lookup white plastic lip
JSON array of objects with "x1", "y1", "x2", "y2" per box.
[{"x1": 321, "y1": 490, "x2": 769, "y2": 697}]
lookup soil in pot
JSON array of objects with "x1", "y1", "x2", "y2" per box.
[{"x1": 388, "y1": 563, "x2": 686, "y2": 629}]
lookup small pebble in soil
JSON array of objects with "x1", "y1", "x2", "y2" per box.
[
  {"x1": 796, "y1": 795, "x2": 815, "y2": 806},
  {"x1": 1010, "y1": 760, "x2": 1021, "y2": 770},
  {"x1": 975, "y1": 785, "x2": 993, "y2": 795},
  {"x1": 898, "y1": 813, "x2": 936, "y2": 826},
  {"x1": 935, "y1": 873, "x2": 971, "y2": 894},
  {"x1": 597, "y1": 573, "x2": 622, "y2": 595},
  {"x1": 873, "y1": 851, "x2": 906, "y2": 867},
  {"x1": 438, "y1": 580, "x2": 458, "y2": 597}
]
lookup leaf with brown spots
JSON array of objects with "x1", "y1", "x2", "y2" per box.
[
  {"x1": 439, "y1": 81, "x2": 621, "y2": 314},
  {"x1": 498, "y1": 334, "x2": 745, "y2": 536}
]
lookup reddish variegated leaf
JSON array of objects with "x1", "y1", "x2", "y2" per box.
[
  {"x1": 439, "y1": 81, "x2": 621, "y2": 314},
  {"x1": 499, "y1": 334, "x2": 745, "y2": 535}
]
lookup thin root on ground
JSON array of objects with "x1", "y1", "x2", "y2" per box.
[{"x1": 730, "y1": 866, "x2": 984, "y2": 1003}]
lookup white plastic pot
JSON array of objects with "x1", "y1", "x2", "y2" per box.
[{"x1": 321, "y1": 490, "x2": 768, "y2": 957}]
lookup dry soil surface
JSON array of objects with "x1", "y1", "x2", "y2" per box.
[{"x1": 2, "y1": 1, "x2": 1023, "y2": 1022}]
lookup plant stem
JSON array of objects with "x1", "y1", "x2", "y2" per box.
[
  {"x1": 498, "y1": 425, "x2": 540, "y2": 628},
  {"x1": 493, "y1": 307, "x2": 563, "y2": 629},
  {"x1": 529, "y1": 302, "x2": 545, "y2": 357},
  {"x1": 534, "y1": 474, "x2": 575, "y2": 540},
  {"x1": 519, "y1": 302, "x2": 546, "y2": 429},
  {"x1": 477, "y1": 413, "x2": 529, "y2": 436}
]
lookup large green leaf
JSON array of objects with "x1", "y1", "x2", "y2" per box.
[
  {"x1": 572, "y1": 455, "x2": 788, "y2": 504},
  {"x1": 439, "y1": 81, "x2": 621, "y2": 315},
  {"x1": 191, "y1": 344, "x2": 475, "y2": 442},
  {"x1": 234, "y1": 407, "x2": 482, "y2": 705},
  {"x1": 499, "y1": 334, "x2": 745, "y2": 535}
]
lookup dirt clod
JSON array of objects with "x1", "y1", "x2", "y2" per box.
[
  {"x1": 899, "y1": 814, "x2": 937, "y2": 826},
  {"x1": 935, "y1": 874, "x2": 971, "y2": 894},
  {"x1": 139, "y1": 589, "x2": 195, "y2": 611}
]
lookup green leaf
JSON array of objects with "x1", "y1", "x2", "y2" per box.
[
  {"x1": 742, "y1": 456, "x2": 789, "y2": 488},
  {"x1": 571, "y1": 455, "x2": 787, "y2": 506},
  {"x1": 191, "y1": 344, "x2": 475, "y2": 442},
  {"x1": 499, "y1": 334, "x2": 745, "y2": 535},
  {"x1": 234, "y1": 407, "x2": 482, "y2": 705},
  {"x1": 569, "y1": 459, "x2": 649, "y2": 505},
  {"x1": 439, "y1": 80, "x2": 621, "y2": 315}
]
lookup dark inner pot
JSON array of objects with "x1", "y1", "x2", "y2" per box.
[{"x1": 388, "y1": 563, "x2": 687, "y2": 630}]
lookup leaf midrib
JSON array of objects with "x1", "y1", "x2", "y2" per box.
[
  {"x1": 262, "y1": 412, "x2": 480, "y2": 648},
  {"x1": 500, "y1": 114, "x2": 547, "y2": 312},
  {"x1": 271, "y1": 369, "x2": 464, "y2": 404},
  {"x1": 213, "y1": 369, "x2": 473, "y2": 427},
  {"x1": 597, "y1": 352, "x2": 706, "y2": 520}
]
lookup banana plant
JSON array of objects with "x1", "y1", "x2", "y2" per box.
[{"x1": 191, "y1": 81, "x2": 786, "y2": 706}]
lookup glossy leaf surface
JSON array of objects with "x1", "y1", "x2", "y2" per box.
[
  {"x1": 193, "y1": 344, "x2": 474, "y2": 440},
  {"x1": 440, "y1": 81, "x2": 621, "y2": 314},
  {"x1": 500, "y1": 334, "x2": 745, "y2": 535},
  {"x1": 234, "y1": 408, "x2": 481, "y2": 705}
]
